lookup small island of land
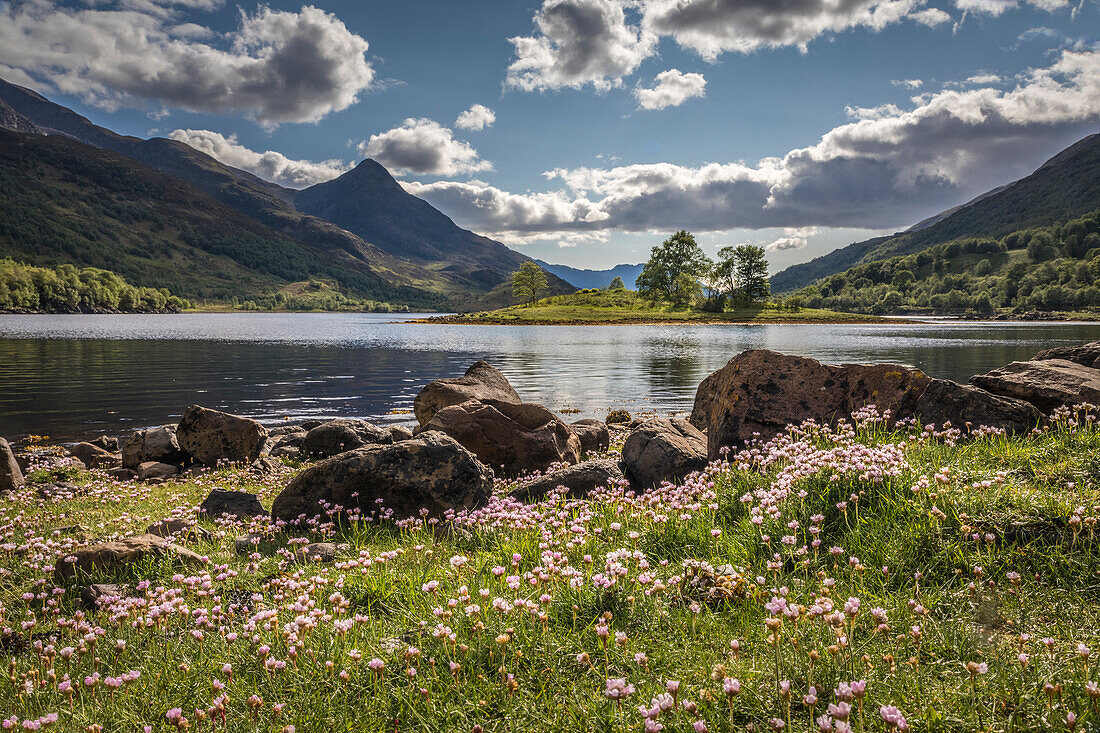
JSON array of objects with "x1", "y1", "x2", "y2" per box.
[{"x1": 416, "y1": 288, "x2": 888, "y2": 325}]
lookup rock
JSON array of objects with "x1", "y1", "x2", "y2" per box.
[
  {"x1": 0, "y1": 438, "x2": 24, "y2": 494},
  {"x1": 176, "y1": 405, "x2": 268, "y2": 466},
  {"x1": 509, "y1": 459, "x2": 626, "y2": 502},
  {"x1": 121, "y1": 426, "x2": 185, "y2": 469},
  {"x1": 1032, "y1": 341, "x2": 1100, "y2": 369},
  {"x1": 136, "y1": 461, "x2": 178, "y2": 481},
  {"x1": 234, "y1": 534, "x2": 263, "y2": 554},
  {"x1": 302, "y1": 419, "x2": 392, "y2": 458},
  {"x1": 268, "y1": 424, "x2": 305, "y2": 437},
  {"x1": 271, "y1": 432, "x2": 493, "y2": 523},
  {"x1": 146, "y1": 518, "x2": 214, "y2": 543},
  {"x1": 269, "y1": 445, "x2": 300, "y2": 459},
  {"x1": 54, "y1": 534, "x2": 206, "y2": 581},
  {"x1": 36, "y1": 482, "x2": 83, "y2": 500},
  {"x1": 80, "y1": 583, "x2": 128, "y2": 608},
  {"x1": 297, "y1": 542, "x2": 346, "y2": 563},
  {"x1": 413, "y1": 361, "x2": 522, "y2": 426},
  {"x1": 389, "y1": 425, "x2": 415, "y2": 442},
  {"x1": 569, "y1": 419, "x2": 610, "y2": 454},
  {"x1": 970, "y1": 359, "x2": 1100, "y2": 414},
  {"x1": 199, "y1": 490, "x2": 266, "y2": 520},
  {"x1": 15, "y1": 449, "x2": 77, "y2": 475},
  {"x1": 621, "y1": 419, "x2": 708, "y2": 489},
  {"x1": 690, "y1": 350, "x2": 931, "y2": 456},
  {"x1": 67, "y1": 442, "x2": 120, "y2": 469},
  {"x1": 89, "y1": 436, "x2": 119, "y2": 452},
  {"x1": 423, "y1": 399, "x2": 581, "y2": 476},
  {"x1": 248, "y1": 456, "x2": 283, "y2": 475},
  {"x1": 106, "y1": 467, "x2": 137, "y2": 481},
  {"x1": 915, "y1": 379, "x2": 1042, "y2": 434},
  {"x1": 268, "y1": 429, "x2": 306, "y2": 457}
]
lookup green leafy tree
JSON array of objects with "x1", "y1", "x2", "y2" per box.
[
  {"x1": 607, "y1": 276, "x2": 626, "y2": 290},
  {"x1": 670, "y1": 272, "x2": 703, "y2": 306},
  {"x1": 723, "y1": 244, "x2": 770, "y2": 304},
  {"x1": 511, "y1": 262, "x2": 548, "y2": 304},
  {"x1": 636, "y1": 231, "x2": 713, "y2": 301}
]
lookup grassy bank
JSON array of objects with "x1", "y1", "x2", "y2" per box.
[
  {"x1": 417, "y1": 290, "x2": 885, "y2": 324},
  {"x1": 3, "y1": 409, "x2": 1099, "y2": 731}
]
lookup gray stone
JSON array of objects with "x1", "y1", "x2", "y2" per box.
[
  {"x1": 67, "y1": 442, "x2": 120, "y2": 469},
  {"x1": 1032, "y1": 341, "x2": 1100, "y2": 370},
  {"x1": 509, "y1": 459, "x2": 626, "y2": 502},
  {"x1": 302, "y1": 419, "x2": 392, "y2": 458},
  {"x1": 199, "y1": 490, "x2": 266, "y2": 520},
  {"x1": 81, "y1": 583, "x2": 128, "y2": 608},
  {"x1": 136, "y1": 461, "x2": 178, "y2": 481},
  {"x1": 389, "y1": 425, "x2": 415, "y2": 442},
  {"x1": 915, "y1": 379, "x2": 1042, "y2": 434},
  {"x1": 413, "y1": 361, "x2": 521, "y2": 426},
  {"x1": 570, "y1": 419, "x2": 611, "y2": 454},
  {"x1": 122, "y1": 426, "x2": 185, "y2": 469},
  {"x1": 36, "y1": 482, "x2": 83, "y2": 500},
  {"x1": 177, "y1": 405, "x2": 268, "y2": 466},
  {"x1": 0, "y1": 438, "x2": 23, "y2": 494},
  {"x1": 89, "y1": 436, "x2": 119, "y2": 452},
  {"x1": 146, "y1": 518, "x2": 214, "y2": 543},
  {"x1": 970, "y1": 359, "x2": 1100, "y2": 414},
  {"x1": 271, "y1": 432, "x2": 493, "y2": 523},
  {"x1": 621, "y1": 418, "x2": 708, "y2": 489},
  {"x1": 55, "y1": 534, "x2": 206, "y2": 581}
]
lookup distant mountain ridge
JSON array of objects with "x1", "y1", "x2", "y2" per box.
[
  {"x1": 771, "y1": 133, "x2": 1100, "y2": 293},
  {"x1": 534, "y1": 260, "x2": 644, "y2": 290},
  {"x1": 0, "y1": 77, "x2": 572, "y2": 310}
]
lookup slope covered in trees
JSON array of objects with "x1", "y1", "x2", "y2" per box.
[
  {"x1": 0, "y1": 259, "x2": 190, "y2": 312},
  {"x1": 771, "y1": 134, "x2": 1100, "y2": 293}
]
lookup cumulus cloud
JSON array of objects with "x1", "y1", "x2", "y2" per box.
[
  {"x1": 166, "y1": 129, "x2": 349, "y2": 187},
  {"x1": 911, "y1": 7, "x2": 953, "y2": 24},
  {"x1": 642, "y1": 0, "x2": 950, "y2": 60},
  {"x1": 409, "y1": 49, "x2": 1100, "y2": 239},
  {"x1": 358, "y1": 118, "x2": 492, "y2": 176},
  {"x1": 954, "y1": 0, "x2": 1070, "y2": 15},
  {"x1": 455, "y1": 104, "x2": 496, "y2": 131},
  {"x1": 634, "y1": 69, "x2": 706, "y2": 110},
  {"x1": 0, "y1": 1, "x2": 375, "y2": 125},
  {"x1": 505, "y1": 0, "x2": 657, "y2": 92},
  {"x1": 766, "y1": 227, "x2": 820, "y2": 251}
]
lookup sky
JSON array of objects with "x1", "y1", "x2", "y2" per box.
[{"x1": 0, "y1": 0, "x2": 1098, "y2": 272}]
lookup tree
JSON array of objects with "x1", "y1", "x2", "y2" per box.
[
  {"x1": 511, "y1": 262, "x2": 547, "y2": 304},
  {"x1": 670, "y1": 272, "x2": 703, "y2": 306},
  {"x1": 723, "y1": 244, "x2": 770, "y2": 304},
  {"x1": 607, "y1": 276, "x2": 626, "y2": 290},
  {"x1": 636, "y1": 231, "x2": 713, "y2": 301}
]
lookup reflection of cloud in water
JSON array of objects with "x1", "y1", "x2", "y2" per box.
[{"x1": 1, "y1": 314, "x2": 1098, "y2": 440}]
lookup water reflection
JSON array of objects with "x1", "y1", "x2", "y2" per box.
[{"x1": 1, "y1": 314, "x2": 1098, "y2": 441}]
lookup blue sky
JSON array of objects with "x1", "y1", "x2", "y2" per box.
[{"x1": 1, "y1": 0, "x2": 1097, "y2": 271}]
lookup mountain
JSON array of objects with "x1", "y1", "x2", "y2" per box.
[
  {"x1": 0, "y1": 78, "x2": 571, "y2": 309},
  {"x1": 771, "y1": 133, "x2": 1100, "y2": 293},
  {"x1": 534, "y1": 260, "x2": 644, "y2": 290},
  {"x1": 0, "y1": 127, "x2": 440, "y2": 306}
]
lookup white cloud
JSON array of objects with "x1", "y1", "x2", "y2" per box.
[
  {"x1": 455, "y1": 104, "x2": 496, "y2": 131},
  {"x1": 0, "y1": 1, "x2": 375, "y2": 125},
  {"x1": 892, "y1": 78, "x2": 924, "y2": 89},
  {"x1": 358, "y1": 118, "x2": 493, "y2": 176},
  {"x1": 410, "y1": 49, "x2": 1100, "y2": 239},
  {"x1": 505, "y1": 0, "x2": 657, "y2": 92},
  {"x1": 954, "y1": 0, "x2": 1070, "y2": 15},
  {"x1": 166, "y1": 129, "x2": 349, "y2": 187},
  {"x1": 634, "y1": 69, "x2": 707, "y2": 110},
  {"x1": 766, "y1": 227, "x2": 820, "y2": 251},
  {"x1": 911, "y1": 7, "x2": 953, "y2": 24},
  {"x1": 642, "y1": 0, "x2": 948, "y2": 60}
]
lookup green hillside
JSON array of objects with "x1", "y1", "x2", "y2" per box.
[
  {"x1": 0, "y1": 128, "x2": 446, "y2": 308},
  {"x1": 793, "y1": 208, "x2": 1100, "y2": 314},
  {"x1": 771, "y1": 133, "x2": 1100, "y2": 293},
  {"x1": 0, "y1": 259, "x2": 190, "y2": 312}
]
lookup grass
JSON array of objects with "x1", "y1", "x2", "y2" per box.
[
  {"x1": 418, "y1": 289, "x2": 887, "y2": 325},
  {"x1": 2, "y1": 409, "x2": 1099, "y2": 732}
]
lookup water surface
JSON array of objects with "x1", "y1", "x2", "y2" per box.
[{"x1": 2, "y1": 313, "x2": 1098, "y2": 442}]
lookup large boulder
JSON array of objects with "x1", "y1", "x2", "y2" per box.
[
  {"x1": 0, "y1": 438, "x2": 24, "y2": 494},
  {"x1": 570, "y1": 419, "x2": 611, "y2": 454},
  {"x1": 177, "y1": 405, "x2": 268, "y2": 466},
  {"x1": 67, "y1": 442, "x2": 120, "y2": 469},
  {"x1": 302, "y1": 419, "x2": 392, "y2": 458},
  {"x1": 271, "y1": 432, "x2": 493, "y2": 523},
  {"x1": 413, "y1": 361, "x2": 522, "y2": 426},
  {"x1": 54, "y1": 534, "x2": 206, "y2": 581},
  {"x1": 136, "y1": 461, "x2": 177, "y2": 482},
  {"x1": 199, "y1": 490, "x2": 266, "y2": 520},
  {"x1": 509, "y1": 458, "x2": 626, "y2": 502},
  {"x1": 970, "y1": 358, "x2": 1100, "y2": 414},
  {"x1": 89, "y1": 436, "x2": 119, "y2": 452},
  {"x1": 121, "y1": 426, "x2": 185, "y2": 469},
  {"x1": 690, "y1": 350, "x2": 930, "y2": 456},
  {"x1": 423, "y1": 399, "x2": 581, "y2": 476},
  {"x1": 915, "y1": 379, "x2": 1042, "y2": 434},
  {"x1": 1032, "y1": 341, "x2": 1100, "y2": 369},
  {"x1": 621, "y1": 419, "x2": 708, "y2": 489}
]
